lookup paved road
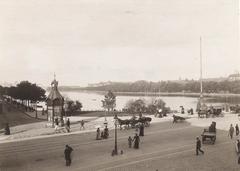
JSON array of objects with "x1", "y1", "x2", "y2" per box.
[{"x1": 0, "y1": 121, "x2": 239, "y2": 171}]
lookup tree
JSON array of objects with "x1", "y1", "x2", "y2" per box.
[
  {"x1": 125, "y1": 99, "x2": 146, "y2": 114},
  {"x1": 4, "y1": 81, "x2": 46, "y2": 109},
  {"x1": 66, "y1": 100, "x2": 83, "y2": 116},
  {"x1": 147, "y1": 98, "x2": 168, "y2": 114},
  {"x1": 102, "y1": 90, "x2": 116, "y2": 113},
  {"x1": 153, "y1": 98, "x2": 166, "y2": 110},
  {"x1": 0, "y1": 85, "x2": 3, "y2": 96},
  {"x1": 75, "y1": 100, "x2": 83, "y2": 111},
  {"x1": 16, "y1": 81, "x2": 46, "y2": 107}
]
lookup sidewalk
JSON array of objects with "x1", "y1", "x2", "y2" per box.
[
  {"x1": 0, "y1": 111, "x2": 201, "y2": 144},
  {"x1": 0, "y1": 116, "x2": 101, "y2": 144}
]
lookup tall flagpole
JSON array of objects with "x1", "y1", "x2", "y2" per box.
[{"x1": 200, "y1": 37, "x2": 203, "y2": 98}]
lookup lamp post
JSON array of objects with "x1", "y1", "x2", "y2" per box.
[{"x1": 113, "y1": 113, "x2": 118, "y2": 155}]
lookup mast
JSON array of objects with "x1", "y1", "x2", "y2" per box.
[{"x1": 200, "y1": 37, "x2": 203, "y2": 98}]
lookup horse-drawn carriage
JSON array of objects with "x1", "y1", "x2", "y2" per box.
[
  {"x1": 201, "y1": 121, "x2": 216, "y2": 144},
  {"x1": 230, "y1": 105, "x2": 240, "y2": 114},
  {"x1": 172, "y1": 115, "x2": 186, "y2": 123},
  {"x1": 117, "y1": 116, "x2": 152, "y2": 129},
  {"x1": 198, "y1": 106, "x2": 223, "y2": 118}
]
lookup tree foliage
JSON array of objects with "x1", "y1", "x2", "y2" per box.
[
  {"x1": 125, "y1": 98, "x2": 169, "y2": 114},
  {"x1": 84, "y1": 80, "x2": 240, "y2": 94},
  {"x1": 125, "y1": 99, "x2": 147, "y2": 113},
  {"x1": 66, "y1": 100, "x2": 83, "y2": 115},
  {"x1": 1, "y1": 81, "x2": 46, "y2": 106},
  {"x1": 102, "y1": 90, "x2": 116, "y2": 112}
]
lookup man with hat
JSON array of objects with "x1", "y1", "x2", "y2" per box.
[{"x1": 196, "y1": 137, "x2": 204, "y2": 155}]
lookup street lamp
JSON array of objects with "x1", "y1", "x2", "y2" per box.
[
  {"x1": 101, "y1": 100, "x2": 108, "y2": 126},
  {"x1": 113, "y1": 113, "x2": 118, "y2": 155}
]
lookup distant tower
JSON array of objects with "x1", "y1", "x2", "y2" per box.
[{"x1": 46, "y1": 74, "x2": 64, "y2": 127}]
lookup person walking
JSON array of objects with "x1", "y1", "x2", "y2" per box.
[
  {"x1": 128, "y1": 136, "x2": 133, "y2": 148},
  {"x1": 96, "y1": 128, "x2": 100, "y2": 140},
  {"x1": 80, "y1": 120, "x2": 85, "y2": 130},
  {"x1": 139, "y1": 123, "x2": 144, "y2": 136},
  {"x1": 55, "y1": 118, "x2": 59, "y2": 126},
  {"x1": 133, "y1": 133, "x2": 140, "y2": 149},
  {"x1": 236, "y1": 139, "x2": 240, "y2": 153},
  {"x1": 236, "y1": 124, "x2": 239, "y2": 136},
  {"x1": 229, "y1": 124, "x2": 234, "y2": 139},
  {"x1": 64, "y1": 145, "x2": 73, "y2": 166},
  {"x1": 66, "y1": 118, "x2": 70, "y2": 132},
  {"x1": 196, "y1": 137, "x2": 204, "y2": 155},
  {"x1": 104, "y1": 126, "x2": 109, "y2": 139}
]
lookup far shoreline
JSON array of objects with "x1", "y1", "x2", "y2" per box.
[{"x1": 59, "y1": 89, "x2": 240, "y2": 98}]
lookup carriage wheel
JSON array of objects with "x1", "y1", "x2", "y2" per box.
[{"x1": 212, "y1": 137, "x2": 216, "y2": 144}]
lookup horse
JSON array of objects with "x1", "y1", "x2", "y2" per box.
[
  {"x1": 117, "y1": 118, "x2": 130, "y2": 129},
  {"x1": 129, "y1": 118, "x2": 139, "y2": 128},
  {"x1": 172, "y1": 115, "x2": 185, "y2": 123},
  {"x1": 138, "y1": 117, "x2": 152, "y2": 127}
]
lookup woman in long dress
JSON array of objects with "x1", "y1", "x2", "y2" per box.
[
  {"x1": 133, "y1": 133, "x2": 140, "y2": 149},
  {"x1": 96, "y1": 128, "x2": 100, "y2": 140}
]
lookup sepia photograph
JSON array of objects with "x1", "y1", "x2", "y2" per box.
[{"x1": 0, "y1": 0, "x2": 239, "y2": 170}]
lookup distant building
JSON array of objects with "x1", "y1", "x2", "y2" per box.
[
  {"x1": 88, "y1": 81, "x2": 113, "y2": 87},
  {"x1": 228, "y1": 73, "x2": 240, "y2": 81}
]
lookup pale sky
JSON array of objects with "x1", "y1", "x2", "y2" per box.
[{"x1": 0, "y1": 0, "x2": 239, "y2": 86}]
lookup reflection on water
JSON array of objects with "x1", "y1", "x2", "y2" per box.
[
  {"x1": 205, "y1": 96, "x2": 240, "y2": 104},
  {"x1": 57, "y1": 91, "x2": 240, "y2": 111}
]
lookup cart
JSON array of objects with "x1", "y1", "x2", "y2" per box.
[
  {"x1": 201, "y1": 131, "x2": 216, "y2": 144},
  {"x1": 201, "y1": 121, "x2": 216, "y2": 144}
]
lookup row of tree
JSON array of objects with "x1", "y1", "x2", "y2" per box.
[
  {"x1": 101, "y1": 90, "x2": 169, "y2": 115},
  {"x1": 0, "y1": 81, "x2": 46, "y2": 107},
  {"x1": 84, "y1": 80, "x2": 240, "y2": 94},
  {"x1": 125, "y1": 98, "x2": 170, "y2": 114}
]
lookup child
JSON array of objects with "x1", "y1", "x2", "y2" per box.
[{"x1": 128, "y1": 136, "x2": 133, "y2": 148}]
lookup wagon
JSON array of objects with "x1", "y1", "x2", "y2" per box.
[
  {"x1": 201, "y1": 121, "x2": 216, "y2": 144},
  {"x1": 201, "y1": 130, "x2": 216, "y2": 144}
]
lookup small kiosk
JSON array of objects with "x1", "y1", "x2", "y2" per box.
[{"x1": 46, "y1": 76, "x2": 64, "y2": 127}]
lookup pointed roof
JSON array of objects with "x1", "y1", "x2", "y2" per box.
[
  {"x1": 47, "y1": 87, "x2": 63, "y2": 101},
  {"x1": 47, "y1": 75, "x2": 63, "y2": 102}
]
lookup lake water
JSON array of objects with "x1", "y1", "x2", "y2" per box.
[{"x1": 55, "y1": 91, "x2": 240, "y2": 111}]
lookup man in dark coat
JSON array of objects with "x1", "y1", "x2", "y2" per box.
[
  {"x1": 139, "y1": 123, "x2": 144, "y2": 136},
  {"x1": 236, "y1": 124, "x2": 239, "y2": 136},
  {"x1": 64, "y1": 145, "x2": 73, "y2": 166},
  {"x1": 196, "y1": 137, "x2": 204, "y2": 155},
  {"x1": 133, "y1": 133, "x2": 140, "y2": 149},
  {"x1": 4, "y1": 123, "x2": 10, "y2": 135}
]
